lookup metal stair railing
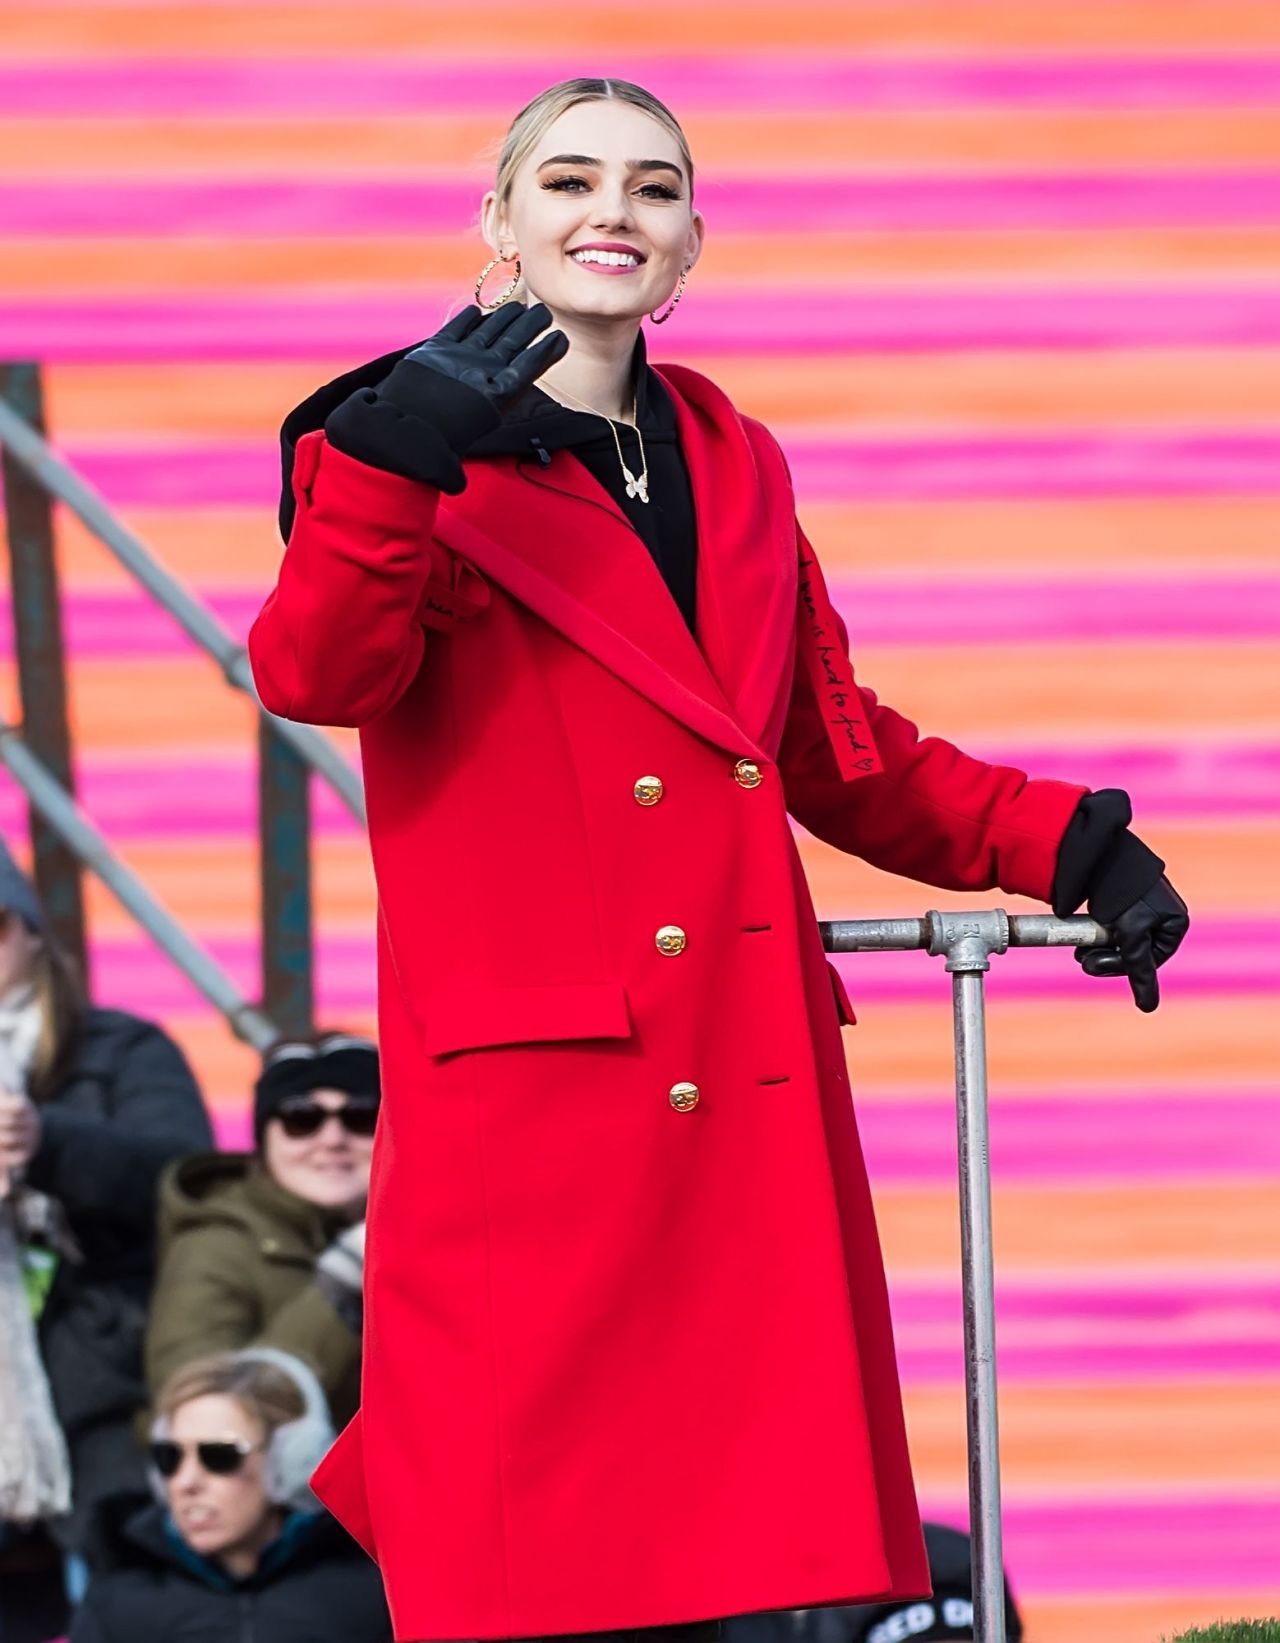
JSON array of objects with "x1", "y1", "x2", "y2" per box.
[
  {"x1": 0, "y1": 726, "x2": 279, "y2": 1050},
  {"x1": 0, "y1": 360, "x2": 365, "y2": 1042}
]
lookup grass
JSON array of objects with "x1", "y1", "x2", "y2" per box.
[{"x1": 1164, "y1": 1625, "x2": 1280, "y2": 1643}]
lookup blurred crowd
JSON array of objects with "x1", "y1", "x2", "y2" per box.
[{"x1": 0, "y1": 837, "x2": 1017, "y2": 1643}]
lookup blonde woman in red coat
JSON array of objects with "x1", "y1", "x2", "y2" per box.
[{"x1": 249, "y1": 78, "x2": 1187, "y2": 1643}]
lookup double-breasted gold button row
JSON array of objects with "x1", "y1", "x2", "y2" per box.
[
  {"x1": 632, "y1": 764, "x2": 756, "y2": 1116},
  {"x1": 632, "y1": 760, "x2": 765, "y2": 808}
]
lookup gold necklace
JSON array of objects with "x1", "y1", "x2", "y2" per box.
[{"x1": 543, "y1": 382, "x2": 649, "y2": 504}]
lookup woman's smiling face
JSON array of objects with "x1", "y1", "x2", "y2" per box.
[{"x1": 484, "y1": 99, "x2": 703, "y2": 328}]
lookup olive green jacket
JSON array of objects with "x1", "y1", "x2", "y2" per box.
[{"x1": 145, "y1": 1153, "x2": 361, "y2": 1425}]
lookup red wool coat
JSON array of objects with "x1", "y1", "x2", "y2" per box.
[{"x1": 249, "y1": 364, "x2": 1086, "y2": 1643}]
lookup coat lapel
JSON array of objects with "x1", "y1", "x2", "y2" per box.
[
  {"x1": 433, "y1": 365, "x2": 796, "y2": 764},
  {"x1": 655, "y1": 366, "x2": 798, "y2": 758},
  {"x1": 435, "y1": 456, "x2": 764, "y2": 763}
]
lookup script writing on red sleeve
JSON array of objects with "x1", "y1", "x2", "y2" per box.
[{"x1": 797, "y1": 546, "x2": 883, "y2": 782}]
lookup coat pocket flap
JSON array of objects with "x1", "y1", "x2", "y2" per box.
[{"x1": 422, "y1": 981, "x2": 632, "y2": 1057}]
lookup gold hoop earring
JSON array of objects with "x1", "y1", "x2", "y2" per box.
[
  {"x1": 474, "y1": 253, "x2": 521, "y2": 311},
  {"x1": 649, "y1": 267, "x2": 688, "y2": 325}
]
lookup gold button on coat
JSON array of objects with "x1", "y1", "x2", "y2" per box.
[
  {"x1": 733, "y1": 758, "x2": 764, "y2": 789},
  {"x1": 655, "y1": 925, "x2": 687, "y2": 956},
  {"x1": 669, "y1": 1081, "x2": 700, "y2": 1112},
  {"x1": 633, "y1": 775, "x2": 664, "y2": 806}
]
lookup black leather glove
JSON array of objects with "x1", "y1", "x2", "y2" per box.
[
  {"x1": 323, "y1": 302, "x2": 568, "y2": 492},
  {"x1": 398, "y1": 301, "x2": 567, "y2": 438},
  {"x1": 1076, "y1": 876, "x2": 1189, "y2": 1013}
]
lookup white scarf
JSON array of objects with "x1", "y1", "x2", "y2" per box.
[
  {"x1": 0, "y1": 982, "x2": 42, "y2": 1096},
  {"x1": 0, "y1": 979, "x2": 72, "y2": 1522}
]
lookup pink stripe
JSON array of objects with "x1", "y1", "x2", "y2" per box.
[
  {"x1": 0, "y1": 744, "x2": 1268, "y2": 842},
  {"x1": 8, "y1": 173, "x2": 1280, "y2": 237},
  {"x1": 962, "y1": 742, "x2": 1280, "y2": 818},
  {"x1": 890, "y1": 1274, "x2": 1280, "y2": 1324},
  {"x1": 859, "y1": 1095, "x2": 1280, "y2": 1182},
  {"x1": 53, "y1": 923, "x2": 1273, "y2": 1018},
  {"x1": 916, "y1": 1498, "x2": 1280, "y2": 1596},
  {"x1": 830, "y1": 925, "x2": 1276, "y2": 1002},
  {"x1": 58, "y1": 433, "x2": 1280, "y2": 505},
  {"x1": 893, "y1": 1275, "x2": 1280, "y2": 1383},
  {"x1": 900, "y1": 1337, "x2": 1280, "y2": 1388},
  {"x1": 7, "y1": 56, "x2": 1280, "y2": 117},
  {"x1": 0, "y1": 758, "x2": 364, "y2": 838},
  {"x1": 789, "y1": 434, "x2": 1280, "y2": 501},
  {"x1": 11, "y1": 288, "x2": 1280, "y2": 360},
  {"x1": 4, "y1": 579, "x2": 1271, "y2": 661},
  {"x1": 832, "y1": 576, "x2": 1280, "y2": 642}
]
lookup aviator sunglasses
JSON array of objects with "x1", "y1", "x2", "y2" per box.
[
  {"x1": 148, "y1": 1437, "x2": 265, "y2": 1479},
  {"x1": 275, "y1": 1098, "x2": 379, "y2": 1140}
]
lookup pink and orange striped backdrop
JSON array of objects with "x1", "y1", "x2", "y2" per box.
[{"x1": 2, "y1": 4, "x2": 1279, "y2": 1638}]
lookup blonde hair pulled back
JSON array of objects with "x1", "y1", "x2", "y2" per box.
[{"x1": 493, "y1": 77, "x2": 695, "y2": 217}]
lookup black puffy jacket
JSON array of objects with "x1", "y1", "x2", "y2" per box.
[{"x1": 69, "y1": 1494, "x2": 392, "y2": 1643}]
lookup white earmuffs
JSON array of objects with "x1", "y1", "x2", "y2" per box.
[{"x1": 149, "y1": 1347, "x2": 337, "y2": 1514}]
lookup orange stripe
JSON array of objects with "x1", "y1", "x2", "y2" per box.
[
  {"x1": 81, "y1": 838, "x2": 374, "y2": 934},
  {"x1": 9, "y1": 109, "x2": 1280, "y2": 175},
  {"x1": 852, "y1": 641, "x2": 1278, "y2": 737},
  {"x1": 43, "y1": 644, "x2": 1276, "y2": 747},
  {"x1": 46, "y1": 498, "x2": 1280, "y2": 590},
  {"x1": 798, "y1": 822, "x2": 1278, "y2": 920},
  {"x1": 10, "y1": 2, "x2": 1280, "y2": 52},
  {"x1": 1027, "y1": 1594, "x2": 1280, "y2": 1643},
  {"x1": 800, "y1": 496, "x2": 1280, "y2": 573},
  {"x1": 162, "y1": 996, "x2": 1273, "y2": 1120},
  {"x1": 71, "y1": 822, "x2": 1276, "y2": 936},
  {"x1": 846, "y1": 998, "x2": 1273, "y2": 1090},
  {"x1": 45, "y1": 350, "x2": 1280, "y2": 436},
  {"x1": 8, "y1": 227, "x2": 1280, "y2": 294},
  {"x1": 875, "y1": 1180, "x2": 1280, "y2": 1272},
  {"x1": 904, "y1": 1381, "x2": 1280, "y2": 1490},
  {"x1": 75, "y1": 833, "x2": 1277, "y2": 1047}
]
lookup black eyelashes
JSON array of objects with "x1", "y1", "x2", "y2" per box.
[{"x1": 540, "y1": 176, "x2": 681, "y2": 201}]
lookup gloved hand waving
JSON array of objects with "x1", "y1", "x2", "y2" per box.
[
  {"x1": 322, "y1": 301, "x2": 570, "y2": 491},
  {"x1": 405, "y1": 301, "x2": 568, "y2": 413}
]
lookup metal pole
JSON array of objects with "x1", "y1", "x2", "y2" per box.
[
  {"x1": 259, "y1": 718, "x2": 313, "y2": 1036},
  {"x1": 821, "y1": 909, "x2": 1109, "y2": 1639},
  {"x1": 0, "y1": 393, "x2": 366, "y2": 825},
  {"x1": 926, "y1": 911, "x2": 1008, "y2": 1643},
  {"x1": 0, "y1": 363, "x2": 88, "y2": 982},
  {"x1": 950, "y1": 964, "x2": 1005, "y2": 1643}
]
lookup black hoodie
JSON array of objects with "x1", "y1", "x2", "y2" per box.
[
  {"x1": 70, "y1": 1493, "x2": 391, "y2": 1643},
  {"x1": 276, "y1": 337, "x2": 1162, "y2": 921}
]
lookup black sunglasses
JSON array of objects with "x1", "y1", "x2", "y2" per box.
[
  {"x1": 275, "y1": 1100, "x2": 379, "y2": 1140},
  {"x1": 148, "y1": 1438, "x2": 264, "y2": 1479}
]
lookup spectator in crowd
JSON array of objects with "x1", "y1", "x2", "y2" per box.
[
  {"x1": 146, "y1": 1033, "x2": 377, "y2": 1426},
  {"x1": 0, "y1": 838, "x2": 211, "y2": 1589},
  {"x1": 70, "y1": 1347, "x2": 392, "y2": 1641},
  {"x1": 722, "y1": 1522, "x2": 1023, "y2": 1643}
]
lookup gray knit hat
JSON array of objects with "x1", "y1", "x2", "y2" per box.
[{"x1": 0, "y1": 838, "x2": 45, "y2": 933}]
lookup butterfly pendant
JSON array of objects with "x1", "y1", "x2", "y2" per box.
[{"x1": 623, "y1": 467, "x2": 650, "y2": 504}]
